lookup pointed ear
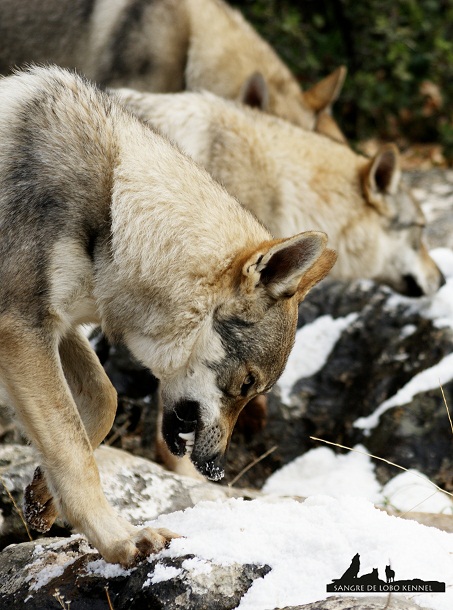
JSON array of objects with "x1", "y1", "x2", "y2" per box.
[
  {"x1": 362, "y1": 143, "x2": 401, "y2": 216},
  {"x1": 239, "y1": 72, "x2": 269, "y2": 110},
  {"x1": 303, "y1": 66, "x2": 347, "y2": 112},
  {"x1": 315, "y1": 111, "x2": 348, "y2": 144},
  {"x1": 241, "y1": 231, "x2": 334, "y2": 301},
  {"x1": 297, "y1": 247, "x2": 337, "y2": 302}
]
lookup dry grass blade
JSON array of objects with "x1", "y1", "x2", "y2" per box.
[
  {"x1": 439, "y1": 382, "x2": 453, "y2": 435},
  {"x1": 104, "y1": 418, "x2": 131, "y2": 447},
  {"x1": 309, "y1": 436, "x2": 453, "y2": 499},
  {"x1": 105, "y1": 586, "x2": 114, "y2": 610},
  {"x1": 228, "y1": 445, "x2": 278, "y2": 487},
  {"x1": 0, "y1": 474, "x2": 33, "y2": 541},
  {"x1": 53, "y1": 589, "x2": 71, "y2": 608}
]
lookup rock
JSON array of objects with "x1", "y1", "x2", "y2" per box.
[
  {"x1": 0, "y1": 536, "x2": 270, "y2": 609},
  {"x1": 0, "y1": 444, "x2": 258, "y2": 551},
  {"x1": 1, "y1": 445, "x2": 450, "y2": 610},
  {"x1": 276, "y1": 597, "x2": 429, "y2": 610}
]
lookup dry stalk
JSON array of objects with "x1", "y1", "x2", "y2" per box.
[
  {"x1": 0, "y1": 474, "x2": 33, "y2": 541},
  {"x1": 105, "y1": 586, "x2": 114, "y2": 610},
  {"x1": 105, "y1": 418, "x2": 131, "y2": 447},
  {"x1": 53, "y1": 589, "x2": 71, "y2": 609},
  {"x1": 309, "y1": 436, "x2": 453, "y2": 499},
  {"x1": 228, "y1": 445, "x2": 278, "y2": 487},
  {"x1": 440, "y1": 381, "x2": 453, "y2": 435}
]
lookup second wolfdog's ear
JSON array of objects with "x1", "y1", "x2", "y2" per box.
[
  {"x1": 363, "y1": 143, "x2": 401, "y2": 216},
  {"x1": 239, "y1": 72, "x2": 269, "y2": 110},
  {"x1": 315, "y1": 111, "x2": 348, "y2": 144},
  {"x1": 242, "y1": 231, "x2": 333, "y2": 301},
  {"x1": 303, "y1": 66, "x2": 347, "y2": 112}
]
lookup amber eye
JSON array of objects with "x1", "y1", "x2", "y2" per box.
[{"x1": 240, "y1": 373, "x2": 255, "y2": 397}]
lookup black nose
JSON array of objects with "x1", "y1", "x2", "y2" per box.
[
  {"x1": 438, "y1": 270, "x2": 447, "y2": 288},
  {"x1": 192, "y1": 451, "x2": 225, "y2": 482},
  {"x1": 162, "y1": 400, "x2": 199, "y2": 457},
  {"x1": 402, "y1": 274, "x2": 424, "y2": 297}
]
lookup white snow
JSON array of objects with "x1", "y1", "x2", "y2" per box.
[
  {"x1": 144, "y1": 562, "x2": 182, "y2": 586},
  {"x1": 86, "y1": 558, "x2": 132, "y2": 578},
  {"x1": 354, "y1": 351, "x2": 453, "y2": 431},
  {"x1": 25, "y1": 536, "x2": 93, "y2": 591},
  {"x1": 277, "y1": 313, "x2": 358, "y2": 404},
  {"x1": 382, "y1": 470, "x2": 453, "y2": 514},
  {"x1": 146, "y1": 496, "x2": 453, "y2": 610},
  {"x1": 263, "y1": 445, "x2": 382, "y2": 503},
  {"x1": 262, "y1": 445, "x2": 453, "y2": 515}
]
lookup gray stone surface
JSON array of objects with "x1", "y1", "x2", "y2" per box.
[
  {"x1": 278, "y1": 596, "x2": 429, "y2": 610},
  {"x1": 0, "y1": 536, "x2": 269, "y2": 609}
]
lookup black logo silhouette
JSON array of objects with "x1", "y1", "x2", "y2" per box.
[
  {"x1": 339, "y1": 552, "x2": 360, "y2": 581},
  {"x1": 327, "y1": 553, "x2": 445, "y2": 593},
  {"x1": 386, "y1": 564, "x2": 395, "y2": 583}
]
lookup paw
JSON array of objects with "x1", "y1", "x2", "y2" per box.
[
  {"x1": 23, "y1": 466, "x2": 58, "y2": 532},
  {"x1": 105, "y1": 527, "x2": 181, "y2": 567}
]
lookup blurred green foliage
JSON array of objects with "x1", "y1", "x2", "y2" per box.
[{"x1": 230, "y1": 0, "x2": 453, "y2": 156}]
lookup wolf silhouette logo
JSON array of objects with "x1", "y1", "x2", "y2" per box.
[
  {"x1": 327, "y1": 553, "x2": 445, "y2": 594},
  {"x1": 386, "y1": 565, "x2": 395, "y2": 583}
]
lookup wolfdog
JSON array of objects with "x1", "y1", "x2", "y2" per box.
[
  {"x1": 0, "y1": 0, "x2": 347, "y2": 141},
  {"x1": 0, "y1": 67, "x2": 335, "y2": 565},
  {"x1": 113, "y1": 89, "x2": 445, "y2": 296}
]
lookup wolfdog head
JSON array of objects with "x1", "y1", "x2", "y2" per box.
[
  {"x1": 159, "y1": 231, "x2": 336, "y2": 480},
  {"x1": 361, "y1": 144, "x2": 445, "y2": 297},
  {"x1": 239, "y1": 67, "x2": 347, "y2": 144}
]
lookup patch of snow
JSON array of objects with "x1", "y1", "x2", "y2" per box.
[
  {"x1": 181, "y1": 557, "x2": 212, "y2": 575},
  {"x1": 354, "y1": 351, "x2": 453, "y2": 431},
  {"x1": 262, "y1": 445, "x2": 381, "y2": 503},
  {"x1": 262, "y1": 445, "x2": 453, "y2": 515},
  {"x1": 27, "y1": 564, "x2": 67, "y2": 592},
  {"x1": 382, "y1": 470, "x2": 453, "y2": 514},
  {"x1": 400, "y1": 323, "x2": 417, "y2": 338},
  {"x1": 25, "y1": 535, "x2": 96, "y2": 592},
  {"x1": 278, "y1": 313, "x2": 358, "y2": 404},
  {"x1": 86, "y1": 558, "x2": 132, "y2": 578},
  {"x1": 144, "y1": 562, "x2": 182, "y2": 586},
  {"x1": 146, "y1": 496, "x2": 453, "y2": 610},
  {"x1": 99, "y1": 459, "x2": 182, "y2": 523}
]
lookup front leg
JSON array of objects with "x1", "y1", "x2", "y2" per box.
[
  {"x1": 0, "y1": 322, "x2": 178, "y2": 565},
  {"x1": 24, "y1": 328, "x2": 119, "y2": 533}
]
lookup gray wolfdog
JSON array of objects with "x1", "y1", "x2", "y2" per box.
[
  {"x1": 112, "y1": 89, "x2": 445, "y2": 297},
  {"x1": 0, "y1": 67, "x2": 336, "y2": 565},
  {"x1": 0, "y1": 0, "x2": 346, "y2": 142}
]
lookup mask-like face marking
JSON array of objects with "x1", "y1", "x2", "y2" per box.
[{"x1": 161, "y1": 298, "x2": 298, "y2": 480}]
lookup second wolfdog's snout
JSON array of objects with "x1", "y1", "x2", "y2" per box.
[{"x1": 162, "y1": 400, "x2": 199, "y2": 457}]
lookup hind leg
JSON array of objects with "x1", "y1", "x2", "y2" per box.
[{"x1": 24, "y1": 328, "x2": 118, "y2": 532}]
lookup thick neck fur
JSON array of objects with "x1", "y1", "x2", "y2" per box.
[
  {"x1": 115, "y1": 90, "x2": 380, "y2": 281},
  {"x1": 94, "y1": 98, "x2": 271, "y2": 374}
]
